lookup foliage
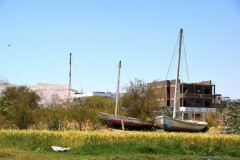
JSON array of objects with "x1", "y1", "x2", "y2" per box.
[
  {"x1": 84, "y1": 96, "x2": 115, "y2": 113},
  {"x1": 205, "y1": 111, "x2": 220, "y2": 127},
  {"x1": 0, "y1": 85, "x2": 117, "y2": 130},
  {"x1": 41, "y1": 95, "x2": 68, "y2": 130},
  {"x1": 31, "y1": 107, "x2": 45, "y2": 130},
  {"x1": 67, "y1": 105, "x2": 89, "y2": 130},
  {"x1": 44, "y1": 106, "x2": 65, "y2": 130},
  {"x1": 121, "y1": 79, "x2": 158, "y2": 120},
  {"x1": 0, "y1": 85, "x2": 41, "y2": 129},
  {"x1": 226, "y1": 102, "x2": 240, "y2": 134},
  {"x1": 67, "y1": 96, "x2": 115, "y2": 130}
]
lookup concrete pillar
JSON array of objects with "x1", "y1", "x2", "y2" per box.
[{"x1": 202, "y1": 112, "x2": 206, "y2": 120}]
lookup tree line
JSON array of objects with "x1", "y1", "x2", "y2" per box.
[
  {"x1": 0, "y1": 79, "x2": 159, "y2": 130},
  {"x1": 0, "y1": 85, "x2": 114, "y2": 130},
  {"x1": 0, "y1": 80, "x2": 239, "y2": 134}
]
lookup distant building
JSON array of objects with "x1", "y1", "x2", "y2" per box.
[
  {"x1": 71, "y1": 91, "x2": 116, "y2": 106},
  {"x1": 233, "y1": 99, "x2": 240, "y2": 102},
  {"x1": 72, "y1": 91, "x2": 116, "y2": 99},
  {"x1": 148, "y1": 80, "x2": 216, "y2": 120},
  {"x1": 1, "y1": 83, "x2": 118, "y2": 106},
  {"x1": 215, "y1": 94, "x2": 231, "y2": 106},
  {"x1": 31, "y1": 83, "x2": 77, "y2": 105}
]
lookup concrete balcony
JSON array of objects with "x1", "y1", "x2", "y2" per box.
[
  {"x1": 180, "y1": 93, "x2": 199, "y2": 98},
  {"x1": 180, "y1": 93, "x2": 216, "y2": 99},
  {"x1": 180, "y1": 106, "x2": 216, "y2": 112},
  {"x1": 199, "y1": 94, "x2": 216, "y2": 99}
]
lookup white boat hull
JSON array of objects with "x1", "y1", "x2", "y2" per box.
[
  {"x1": 154, "y1": 115, "x2": 164, "y2": 128},
  {"x1": 99, "y1": 112, "x2": 154, "y2": 129},
  {"x1": 154, "y1": 115, "x2": 208, "y2": 132}
]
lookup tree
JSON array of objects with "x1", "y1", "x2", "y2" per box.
[
  {"x1": 67, "y1": 104, "x2": 89, "y2": 130},
  {"x1": 68, "y1": 96, "x2": 115, "y2": 130},
  {"x1": 84, "y1": 96, "x2": 115, "y2": 114},
  {"x1": 44, "y1": 96, "x2": 69, "y2": 131},
  {"x1": 121, "y1": 79, "x2": 158, "y2": 121},
  {"x1": 226, "y1": 102, "x2": 240, "y2": 134},
  {"x1": 0, "y1": 85, "x2": 41, "y2": 129},
  {"x1": 44, "y1": 106, "x2": 68, "y2": 131}
]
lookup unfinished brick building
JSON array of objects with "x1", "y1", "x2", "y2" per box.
[{"x1": 148, "y1": 80, "x2": 216, "y2": 120}]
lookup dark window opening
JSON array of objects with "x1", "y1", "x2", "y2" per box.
[
  {"x1": 167, "y1": 100, "x2": 170, "y2": 106},
  {"x1": 184, "y1": 114, "x2": 188, "y2": 120},
  {"x1": 197, "y1": 88, "x2": 201, "y2": 93},
  {"x1": 197, "y1": 101, "x2": 200, "y2": 107},
  {"x1": 195, "y1": 114, "x2": 201, "y2": 120},
  {"x1": 205, "y1": 101, "x2": 210, "y2": 107},
  {"x1": 183, "y1": 100, "x2": 187, "y2": 106},
  {"x1": 204, "y1": 88, "x2": 210, "y2": 94}
]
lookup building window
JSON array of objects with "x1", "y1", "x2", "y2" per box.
[
  {"x1": 184, "y1": 113, "x2": 188, "y2": 120},
  {"x1": 167, "y1": 100, "x2": 170, "y2": 106},
  {"x1": 197, "y1": 88, "x2": 201, "y2": 93},
  {"x1": 193, "y1": 114, "x2": 201, "y2": 120},
  {"x1": 204, "y1": 88, "x2": 210, "y2": 94},
  {"x1": 183, "y1": 100, "x2": 187, "y2": 106},
  {"x1": 184, "y1": 88, "x2": 188, "y2": 93},
  {"x1": 205, "y1": 101, "x2": 210, "y2": 107},
  {"x1": 197, "y1": 101, "x2": 200, "y2": 107},
  {"x1": 195, "y1": 114, "x2": 201, "y2": 120}
]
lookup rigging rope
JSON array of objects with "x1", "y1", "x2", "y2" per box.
[
  {"x1": 183, "y1": 36, "x2": 190, "y2": 83},
  {"x1": 165, "y1": 35, "x2": 179, "y2": 81},
  {"x1": 72, "y1": 58, "x2": 83, "y2": 92},
  {"x1": 106, "y1": 64, "x2": 132, "y2": 93},
  {"x1": 158, "y1": 33, "x2": 180, "y2": 105},
  {"x1": 157, "y1": 31, "x2": 190, "y2": 110},
  {"x1": 106, "y1": 65, "x2": 117, "y2": 92},
  {"x1": 122, "y1": 66, "x2": 132, "y2": 83}
]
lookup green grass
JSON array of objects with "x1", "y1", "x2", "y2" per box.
[{"x1": 0, "y1": 130, "x2": 239, "y2": 159}]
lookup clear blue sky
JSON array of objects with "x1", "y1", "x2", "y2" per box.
[{"x1": 0, "y1": 0, "x2": 240, "y2": 99}]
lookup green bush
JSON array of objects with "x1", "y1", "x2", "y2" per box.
[{"x1": 226, "y1": 102, "x2": 240, "y2": 134}]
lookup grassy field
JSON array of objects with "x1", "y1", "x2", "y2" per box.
[{"x1": 0, "y1": 130, "x2": 239, "y2": 160}]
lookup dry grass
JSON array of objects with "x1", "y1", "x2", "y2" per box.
[{"x1": 0, "y1": 129, "x2": 239, "y2": 159}]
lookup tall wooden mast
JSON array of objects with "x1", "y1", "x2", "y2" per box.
[
  {"x1": 173, "y1": 29, "x2": 183, "y2": 119},
  {"x1": 68, "y1": 53, "x2": 72, "y2": 100},
  {"x1": 115, "y1": 61, "x2": 121, "y2": 116}
]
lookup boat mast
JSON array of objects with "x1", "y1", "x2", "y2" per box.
[
  {"x1": 115, "y1": 61, "x2": 121, "y2": 116},
  {"x1": 68, "y1": 52, "x2": 72, "y2": 101},
  {"x1": 173, "y1": 29, "x2": 183, "y2": 119}
]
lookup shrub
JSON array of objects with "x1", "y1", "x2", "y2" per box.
[{"x1": 226, "y1": 102, "x2": 240, "y2": 134}]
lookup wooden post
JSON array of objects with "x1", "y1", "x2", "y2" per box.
[
  {"x1": 68, "y1": 53, "x2": 72, "y2": 101},
  {"x1": 173, "y1": 28, "x2": 183, "y2": 119},
  {"x1": 115, "y1": 61, "x2": 121, "y2": 116},
  {"x1": 121, "y1": 119, "x2": 125, "y2": 131}
]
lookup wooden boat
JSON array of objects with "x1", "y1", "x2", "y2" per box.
[
  {"x1": 154, "y1": 29, "x2": 208, "y2": 132},
  {"x1": 99, "y1": 61, "x2": 154, "y2": 130},
  {"x1": 99, "y1": 112, "x2": 154, "y2": 129},
  {"x1": 154, "y1": 115, "x2": 163, "y2": 128},
  {"x1": 155, "y1": 115, "x2": 208, "y2": 132}
]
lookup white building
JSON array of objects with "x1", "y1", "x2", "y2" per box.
[
  {"x1": 1, "y1": 83, "x2": 116, "y2": 105},
  {"x1": 72, "y1": 91, "x2": 116, "y2": 99},
  {"x1": 30, "y1": 83, "x2": 77, "y2": 105}
]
